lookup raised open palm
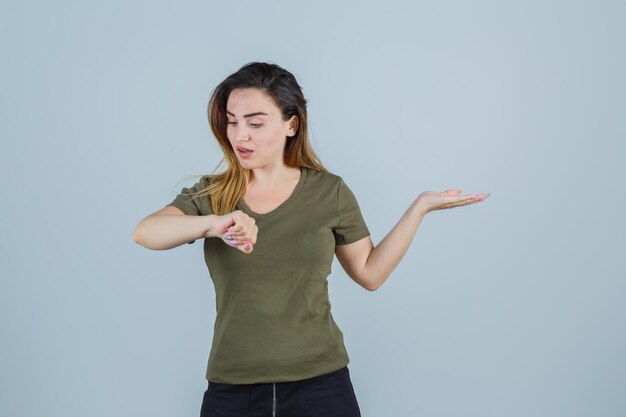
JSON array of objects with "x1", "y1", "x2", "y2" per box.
[{"x1": 416, "y1": 189, "x2": 490, "y2": 214}]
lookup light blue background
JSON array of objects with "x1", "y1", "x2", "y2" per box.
[{"x1": 2, "y1": 1, "x2": 625, "y2": 416}]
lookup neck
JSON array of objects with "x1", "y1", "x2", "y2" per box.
[{"x1": 248, "y1": 165, "x2": 301, "y2": 188}]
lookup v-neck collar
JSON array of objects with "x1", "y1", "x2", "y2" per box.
[{"x1": 237, "y1": 167, "x2": 308, "y2": 221}]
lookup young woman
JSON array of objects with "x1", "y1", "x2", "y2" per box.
[{"x1": 133, "y1": 62, "x2": 490, "y2": 417}]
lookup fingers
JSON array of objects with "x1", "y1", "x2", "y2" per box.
[
  {"x1": 470, "y1": 193, "x2": 490, "y2": 201},
  {"x1": 226, "y1": 215, "x2": 256, "y2": 236},
  {"x1": 447, "y1": 193, "x2": 490, "y2": 208},
  {"x1": 225, "y1": 226, "x2": 257, "y2": 242},
  {"x1": 223, "y1": 235, "x2": 254, "y2": 252},
  {"x1": 223, "y1": 237, "x2": 254, "y2": 253},
  {"x1": 222, "y1": 214, "x2": 258, "y2": 254},
  {"x1": 429, "y1": 193, "x2": 489, "y2": 211},
  {"x1": 227, "y1": 225, "x2": 243, "y2": 235},
  {"x1": 223, "y1": 230, "x2": 251, "y2": 243},
  {"x1": 239, "y1": 241, "x2": 253, "y2": 254}
]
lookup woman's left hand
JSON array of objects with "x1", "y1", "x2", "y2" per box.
[{"x1": 415, "y1": 189, "x2": 490, "y2": 215}]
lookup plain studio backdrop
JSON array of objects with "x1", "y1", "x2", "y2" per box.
[{"x1": 2, "y1": 1, "x2": 624, "y2": 416}]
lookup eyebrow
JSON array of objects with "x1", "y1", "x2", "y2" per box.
[{"x1": 226, "y1": 110, "x2": 269, "y2": 118}]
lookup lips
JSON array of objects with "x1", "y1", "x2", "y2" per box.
[{"x1": 236, "y1": 146, "x2": 254, "y2": 158}]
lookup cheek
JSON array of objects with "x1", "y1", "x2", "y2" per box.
[
  {"x1": 266, "y1": 127, "x2": 288, "y2": 147},
  {"x1": 226, "y1": 128, "x2": 242, "y2": 146},
  {"x1": 254, "y1": 132, "x2": 278, "y2": 150}
]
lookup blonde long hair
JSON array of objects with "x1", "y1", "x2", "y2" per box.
[{"x1": 184, "y1": 62, "x2": 327, "y2": 215}]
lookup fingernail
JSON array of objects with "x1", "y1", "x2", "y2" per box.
[
  {"x1": 244, "y1": 243, "x2": 252, "y2": 251},
  {"x1": 225, "y1": 234, "x2": 233, "y2": 240}
]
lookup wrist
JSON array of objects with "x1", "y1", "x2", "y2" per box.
[
  {"x1": 411, "y1": 198, "x2": 428, "y2": 218},
  {"x1": 202, "y1": 214, "x2": 220, "y2": 238}
]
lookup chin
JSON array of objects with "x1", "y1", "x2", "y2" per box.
[{"x1": 238, "y1": 160, "x2": 256, "y2": 168}]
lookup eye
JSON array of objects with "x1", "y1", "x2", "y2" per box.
[{"x1": 227, "y1": 121, "x2": 262, "y2": 128}]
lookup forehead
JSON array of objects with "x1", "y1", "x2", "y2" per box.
[{"x1": 226, "y1": 88, "x2": 278, "y2": 115}]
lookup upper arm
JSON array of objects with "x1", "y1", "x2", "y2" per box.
[
  {"x1": 335, "y1": 235, "x2": 375, "y2": 291},
  {"x1": 153, "y1": 205, "x2": 186, "y2": 216},
  {"x1": 332, "y1": 176, "x2": 373, "y2": 290},
  {"x1": 138, "y1": 205, "x2": 186, "y2": 223},
  {"x1": 167, "y1": 175, "x2": 212, "y2": 216},
  {"x1": 138, "y1": 205, "x2": 185, "y2": 226}
]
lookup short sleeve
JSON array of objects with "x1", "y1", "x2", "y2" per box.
[
  {"x1": 333, "y1": 177, "x2": 370, "y2": 245},
  {"x1": 167, "y1": 176, "x2": 213, "y2": 244}
]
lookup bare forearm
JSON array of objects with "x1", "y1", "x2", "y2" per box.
[
  {"x1": 133, "y1": 214, "x2": 220, "y2": 250},
  {"x1": 364, "y1": 200, "x2": 426, "y2": 290}
]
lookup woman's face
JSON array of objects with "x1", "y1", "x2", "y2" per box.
[{"x1": 226, "y1": 88, "x2": 297, "y2": 169}]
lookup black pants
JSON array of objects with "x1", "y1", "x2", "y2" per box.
[{"x1": 200, "y1": 365, "x2": 362, "y2": 417}]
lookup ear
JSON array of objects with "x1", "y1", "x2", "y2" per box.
[{"x1": 287, "y1": 115, "x2": 298, "y2": 137}]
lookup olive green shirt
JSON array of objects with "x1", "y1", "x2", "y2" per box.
[{"x1": 168, "y1": 167, "x2": 370, "y2": 384}]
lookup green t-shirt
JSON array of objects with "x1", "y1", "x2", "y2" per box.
[{"x1": 168, "y1": 167, "x2": 370, "y2": 384}]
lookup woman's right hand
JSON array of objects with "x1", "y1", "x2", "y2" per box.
[{"x1": 209, "y1": 210, "x2": 258, "y2": 254}]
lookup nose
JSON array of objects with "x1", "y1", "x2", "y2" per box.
[
  {"x1": 228, "y1": 134, "x2": 249, "y2": 143},
  {"x1": 233, "y1": 127, "x2": 250, "y2": 142}
]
